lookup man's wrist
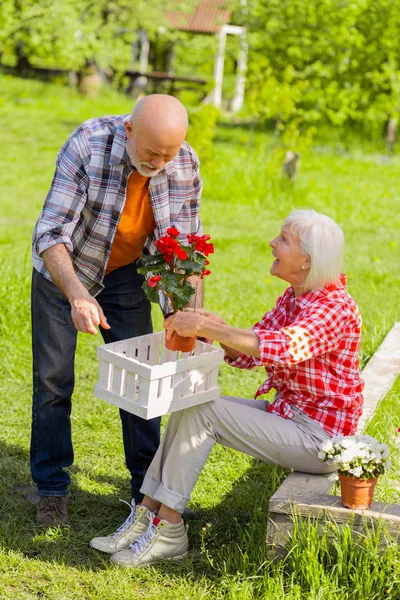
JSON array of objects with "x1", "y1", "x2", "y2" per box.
[{"x1": 67, "y1": 282, "x2": 91, "y2": 305}]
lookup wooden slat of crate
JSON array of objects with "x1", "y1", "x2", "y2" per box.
[
  {"x1": 93, "y1": 378, "x2": 221, "y2": 420},
  {"x1": 267, "y1": 322, "x2": 400, "y2": 552}
]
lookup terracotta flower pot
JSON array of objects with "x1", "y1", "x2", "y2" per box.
[
  {"x1": 338, "y1": 473, "x2": 378, "y2": 510},
  {"x1": 164, "y1": 313, "x2": 196, "y2": 353}
]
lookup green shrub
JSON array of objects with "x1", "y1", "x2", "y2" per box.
[{"x1": 187, "y1": 104, "x2": 220, "y2": 163}]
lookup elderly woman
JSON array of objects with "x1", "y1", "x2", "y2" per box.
[{"x1": 90, "y1": 209, "x2": 364, "y2": 567}]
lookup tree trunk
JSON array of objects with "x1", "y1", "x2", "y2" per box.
[
  {"x1": 385, "y1": 117, "x2": 397, "y2": 151},
  {"x1": 77, "y1": 60, "x2": 102, "y2": 98},
  {"x1": 15, "y1": 42, "x2": 31, "y2": 73}
]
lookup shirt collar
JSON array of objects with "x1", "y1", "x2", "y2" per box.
[
  {"x1": 292, "y1": 273, "x2": 347, "y2": 309},
  {"x1": 109, "y1": 117, "x2": 176, "y2": 176},
  {"x1": 109, "y1": 119, "x2": 129, "y2": 166}
]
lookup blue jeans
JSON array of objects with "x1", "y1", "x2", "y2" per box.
[{"x1": 30, "y1": 262, "x2": 160, "y2": 501}]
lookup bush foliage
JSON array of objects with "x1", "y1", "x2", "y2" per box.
[
  {"x1": 1, "y1": 0, "x2": 400, "y2": 148},
  {"x1": 245, "y1": 0, "x2": 400, "y2": 138}
]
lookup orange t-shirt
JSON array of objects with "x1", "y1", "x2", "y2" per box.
[{"x1": 105, "y1": 170, "x2": 156, "y2": 275}]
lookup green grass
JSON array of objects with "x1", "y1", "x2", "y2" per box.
[{"x1": 1, "y1": 73, "x2": 400, "y2": 599}]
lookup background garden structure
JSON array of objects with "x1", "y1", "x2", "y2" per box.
[{"x1": 1, "y1": 71, "x2": 400, "y2": 600}]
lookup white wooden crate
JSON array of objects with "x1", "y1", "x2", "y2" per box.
[{"x1": 93, "y1": 331, "x2": 224, "y2": 419}]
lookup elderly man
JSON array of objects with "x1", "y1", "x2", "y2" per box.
[{"x1": 31, "y1": 94, "x2": 203, "y2": 525}]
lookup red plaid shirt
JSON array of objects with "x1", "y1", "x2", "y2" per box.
[{"x1": 225, "y1": 275, "x2": 364, "y2": 436}]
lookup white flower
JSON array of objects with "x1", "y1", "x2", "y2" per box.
[
  {"x1": 318, "y1": 434, "x2": 390, "y2": 478},
  {"x1": 341, "y1": 438, "x2": 355, "y2": 450},
  {"x1": 327, "y1": 473, "x2": 339, "y2": 482},
  {"x1": 321, "y1": 440, "x2": 334, "y2": 453},
  {"x1": 378, "y1": 444, "x2": 390, "y2": 459},
  {"x1": 340, "y1": 448, "x2": 359, "y2": 463},
  {"x1": 349, "y1": 466, "x2": 363, "y2": 477}
]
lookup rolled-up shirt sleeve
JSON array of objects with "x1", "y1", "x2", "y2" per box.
[
  {"x1": 33, "y1": 130, "x2": 90, "y2": 256},
  {"x1": 253, "y1": 303, "x2": 347, "y2": 367},
  {"x1": 224, "y1": 351, "x2": 256, "y2": 369}
]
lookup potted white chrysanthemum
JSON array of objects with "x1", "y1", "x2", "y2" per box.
[{"x1": 318, "y1": 434, "x2": 390, "y2": 509}]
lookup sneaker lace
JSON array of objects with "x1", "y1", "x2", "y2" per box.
[
  {"x1": 111, "y1": 499, "x2": 137, "y2": 539},
  {"x1": 129, "y1": 511, "x2": 156, "y2": 555}
]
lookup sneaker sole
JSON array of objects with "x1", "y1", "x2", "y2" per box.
[
  {"x1": 89, "y1": 525, "x2": 149, "y2": 554},
  {"x1": 113, "y1": 551, "x2": 188, "y2": 568},
  {"x1": 89, "y1": 540, "x2": 118, "y2": 554}
]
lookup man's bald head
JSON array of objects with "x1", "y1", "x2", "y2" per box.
[
  {"x1": 130, "y1": 94, "x2": 188, "y2": 138},
  {"x1": 124, "y1": 94, "x2": 189, "y2": 177}
]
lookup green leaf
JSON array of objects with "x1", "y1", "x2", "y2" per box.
[
  {"x1": 175, "y1": 256, "x2": 204, "y2": 274},
  {"x1": 141, "y1": 281, "x2": 160, "y2": 304}
]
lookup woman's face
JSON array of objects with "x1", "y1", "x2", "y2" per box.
[{"x1": 269, "y1": 225, "x2": 310, "y2": 292}]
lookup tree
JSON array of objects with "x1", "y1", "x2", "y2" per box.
[
  {"x1": 0, "y1": 0, "x2": 190, "y2": 73},
  {"x1": 244, "y1": 0, "x2": 400, "y2": 144}
]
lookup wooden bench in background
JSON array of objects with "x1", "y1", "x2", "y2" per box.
[{"x1": 124, "y1": 70, "x2": 208, "y2": 99}]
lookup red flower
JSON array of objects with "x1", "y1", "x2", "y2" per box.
[
  {"x1": 167, "y1": 226, "x2": 180, "y2": 238},
  {"x1": 156, "y1": 236, "x2": 177, "y2": 253},
  {"x1": 200, "y1": 269, "x2": 211, "y2": 279},
  {"x1": 156, "y1": 234, "x2": 188, "y2": 262},
  {"x1": 187, "y1": 234, "x2": 214, "y2": 256},
  {"x1": 156, "y1": 236, "x2": 179, "y2": 256},
  {"x1": 206, "y1": 243, "x2": 214, "y2": 256},
  {"x1": 163, "y1": 250, "x2": 174, "y2": 263},
  {"x1": 148, "y1": 275, "x2": 162, "y2": 288},
  {"x1": 175, "y1": 248, "x2": 187, "y2": 260},
  {"x1": 140, "y1": 230, "x2": 213, "y2": 312}
]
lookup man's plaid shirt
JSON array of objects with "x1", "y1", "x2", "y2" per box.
[
  {"x1": 226, "y1": 275, "x2": 364, "y2": 437},
  {"x1": 32, "y1": 115, "x2": 202, "y2": 299}
]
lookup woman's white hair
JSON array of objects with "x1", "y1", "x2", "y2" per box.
[{"x1": 284, "y1": 209, "x2": 344, "y2": 291}]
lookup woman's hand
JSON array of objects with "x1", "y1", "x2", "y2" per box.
[
  {"x1": 184, "y1": 307, "x2": 227, "y2": 326},
  {"x1": 164, "y1": 309, "x2": 260, "y2": 359},
  {"x1": 164, "y1": 311, "x2": 204, "y2": 340}
]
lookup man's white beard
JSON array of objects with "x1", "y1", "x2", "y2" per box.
[{"x1": 126, "y1": 137, "x2": 161, "y2": 177}]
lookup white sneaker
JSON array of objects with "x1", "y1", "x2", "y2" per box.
[
  {"x1": 111, "y1": 513, "x2": 188, "y2": 568},
  {"x1": 90, "y1": 500, "x2": 152, "y2": 554}
]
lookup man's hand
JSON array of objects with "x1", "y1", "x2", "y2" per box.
[
  {"x1": 70, "y1": 294, "x2": 110, "y2": 335},
  {"x1": 42, "y1": 244, "x2": 110, "y2": 336}
]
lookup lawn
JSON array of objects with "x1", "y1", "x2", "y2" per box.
[{"x1": 0, "y1": 74, "x2": 399, "y2": 599}]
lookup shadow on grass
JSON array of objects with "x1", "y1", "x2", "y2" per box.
[{"x1": 0, "y1": 439, "x2": 287, "y2": 576}]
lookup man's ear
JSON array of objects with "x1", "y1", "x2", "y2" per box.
[{"x1": 124, "y1": 120, "x2": 133, "y2": 138}]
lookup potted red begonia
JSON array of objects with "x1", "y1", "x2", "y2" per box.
[{"x1": 137, "y1": 227, "x2": 214, "y2": 351}]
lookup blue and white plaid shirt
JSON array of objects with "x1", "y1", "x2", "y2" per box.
[{"x1": 32, "y1": 114, "x2": 203, "y2": 298}]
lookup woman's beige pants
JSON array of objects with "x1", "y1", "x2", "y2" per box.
[{"x1": 140, "y1": 396, "x2": 336, "y2": 513}]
